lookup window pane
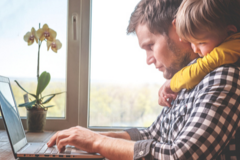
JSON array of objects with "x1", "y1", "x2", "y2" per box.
[
  {"x1": 89, "y1": 0, "x2": 165, "y2": 127},
  {"x1": 0, "y1": 0, "x2": 67, "y2": 117}
]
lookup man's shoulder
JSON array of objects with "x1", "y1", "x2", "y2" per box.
[
  {"x1": 204, "y1": 63, "x2": 240, "y2": 79},
  {"x1": 176, "y1": 61, "x2": 240, "y2": 103},
  {"x1": 190, "y1": 57, "x2": 240, "y2": 80},
  {"x1": 175, "y1": 62, "x2": 240, "y2": 112},
  {"x1": 195, "y1": 62, "x2": 240, "y2": 91},
  {"x1": 179, "y1": 60, "x2": 240, "y2": 97}
]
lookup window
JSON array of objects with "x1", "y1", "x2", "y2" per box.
[
  {"x1": 0, "y1": 0, "x2": 79, "y2": 130},
  {"x1": 0, "y1": 0, "x2": 166, "y2": 131},
  {"x1": 0, "y1": 0, "x2": 67, "y2": 118},
  {"x1": 87, "y1": 0, "x2": 165, "y2": 129}
]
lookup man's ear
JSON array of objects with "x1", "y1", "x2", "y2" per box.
[
  {"x1": 226, "y1": 25, "x2": 237, "y2": 36},
  {"x1": 172, "y1": 19, "x2": 176, "y2": 29}
]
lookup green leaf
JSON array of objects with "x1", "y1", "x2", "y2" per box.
[
  {"x1": 41, "y1": 91, "x2": 65, "y2": 99},
  {"x1": 41, "y1": 92, "x2": 65, "y2": 99},
  {"x1": 40, "y1": 92, "x2": 65, "y2": 104},
  {"x1": 36, "y1": 71, "x2": 51, "y2": 98},
  {"x1": 44, "y1": 105, "x2": 54, "y2": 108},
  {"x1": 14, "y1": 80, "x2": 37, "y2": 98},
  {"x1": 18, "y1": 100, "x2": 36, "y2": 108},
  {"x1": 41, "y1": 95, "x2": 55, "y2": 104}
]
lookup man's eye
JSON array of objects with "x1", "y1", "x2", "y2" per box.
[
  {"x1": 198, "y1": 42, "x2": 205, "y2": 45},
  {"x1": 148, "y1": 45, "x2": 153, "y2": 49}
]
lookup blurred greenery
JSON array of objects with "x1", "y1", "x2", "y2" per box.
[
  {"x1": 2, "y1": 81, "x2": 163, "y2": 128},
  {"x1": 89, "y1": 83, "x2": 163, "y2": 127}
]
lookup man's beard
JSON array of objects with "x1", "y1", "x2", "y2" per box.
[{"x1": 163, "y1": 36, "x2": 192, "y2": 79}]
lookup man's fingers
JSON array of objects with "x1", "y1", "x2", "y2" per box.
[
  {"x1": 47, "y1": 129, "x2": 71, "y2": 147},
  {"x1": 56, "y1": 133, "x2": 70, "y2": 148},
  {"x1": 60, "y1": 146, "x2": 66, "y2": 153},
  {"x1": 47, "y1": 132, "x2": 58, "y2": 147},
  {"x1": 57, "y1": 137, "x2": 72, "y2": 153}
]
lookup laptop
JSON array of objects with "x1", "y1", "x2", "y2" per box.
[{"x1": 0, "y1": 76, "x2": 104, "y2": 159}]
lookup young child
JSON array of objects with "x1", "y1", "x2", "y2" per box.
[{"x1": 160, "y1": 0, "x2": 240, "y2": 106}]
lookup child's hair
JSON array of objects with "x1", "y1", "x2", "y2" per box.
[{"x1": 176, "y1": 0, "x2": 240, "y2": 41}]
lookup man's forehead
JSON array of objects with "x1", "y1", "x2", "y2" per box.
[{"x1": 136, "y1": 24, "x2": 155, "y2": 47}]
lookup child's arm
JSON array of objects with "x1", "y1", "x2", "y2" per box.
[{"x1": 170, "y1": 39, "x2": 240, "y2": 92}]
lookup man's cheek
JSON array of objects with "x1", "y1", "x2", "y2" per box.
[
  {"x1": 153, "y1": 53, "x2": 160, "y2": 62},
  {"x1": 153, "y1": 49, "x2": 165, "y2": 61}
]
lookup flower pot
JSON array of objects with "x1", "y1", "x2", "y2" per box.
[{"x1": 26, "y1": 108, "x2": 47, "y2": 132}]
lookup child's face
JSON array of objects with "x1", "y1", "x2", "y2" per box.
[{"x1": 188, "y1": 32, "x2": 227, "y2": 57}]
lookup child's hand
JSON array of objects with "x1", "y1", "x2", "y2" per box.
[{"x1": 158, "y1": 79, "x2": 178, "y2": 107}]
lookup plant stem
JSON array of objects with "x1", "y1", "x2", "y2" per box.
[
  {"x1": 37, "y1": 23, "x2": 41, "y2": 81},
  {"x1": 37, "y1": 42, "x2": 41, "y2": 81}
]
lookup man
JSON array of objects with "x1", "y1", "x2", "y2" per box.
[{"x1": 48, "y1": 0, "x2": 240, "y2": 159}]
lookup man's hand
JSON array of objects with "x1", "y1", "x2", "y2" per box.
[
  {"x1": 158, "y1": 80, "x2": 178, "y2": 107},
  {"x1": 47, "y1": 126, "x2": 103, "y2": 153},
  {"x1": 47, "y1": 126, "x2": 135, "y2": 160}
]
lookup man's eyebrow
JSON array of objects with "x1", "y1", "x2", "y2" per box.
[{"x1": 140, "y1": 40, "x2": 151, "y2": 48}]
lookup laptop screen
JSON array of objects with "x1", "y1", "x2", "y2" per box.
[{"x1": 0, "y1": 80, "x2": 25, "y2": 147}]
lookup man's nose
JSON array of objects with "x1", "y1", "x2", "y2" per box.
[{"x1": 146, "y1": 52, "x2": 155, "y2": 65}]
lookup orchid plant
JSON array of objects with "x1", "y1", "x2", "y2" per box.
[{"x1": 15, "y1": 24, "x2": 64, "y2": 110}]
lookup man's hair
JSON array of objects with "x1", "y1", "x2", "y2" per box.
[
  {"x1": 127, "y1": 0, "x2": 183, "y2": 35},
  {"x1": 176, "y1": 0, "x2": 240, "y2": 41}
]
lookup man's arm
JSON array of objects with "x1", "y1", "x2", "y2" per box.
[
  {"x1": 47, "y1": 126, "x2": 135, "y2": 160},
  {"x1": 96, "y1": 135, "x2": 134, "y2": 160},
  {"x1": 101, "y1": 110, "x2": 166, "y2": 142},
  {"x1": 99, "y1": 131, "x2": 131, "y2": 140},
  {"x1": 47, "y1": 106, "x2": 166, "y2": 160}
]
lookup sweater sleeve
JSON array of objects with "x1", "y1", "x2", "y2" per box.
[{"x1": 170, "y1": 38, "x2": 240, "y2": 92}]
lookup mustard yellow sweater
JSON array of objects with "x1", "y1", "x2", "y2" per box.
[{"x1": 170, "y1": 32, "x2": 240, "y2": 92}]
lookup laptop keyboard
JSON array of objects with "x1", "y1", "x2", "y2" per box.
[
  {"x1": 36, "y1": 144, "x2": 77, "y2": 155},
  {"x1": 36, "y1": 144, "x2": 59, "y2": 154},
  {"x1": 19, "y1": 143, "x2": 90, "y2": 155},
  {"x1": 36, "y1": 144, "x2": 49, "y2": 154},
  {"x1": 51, "y1": 147, "x2": 59, "y2": 154}
]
